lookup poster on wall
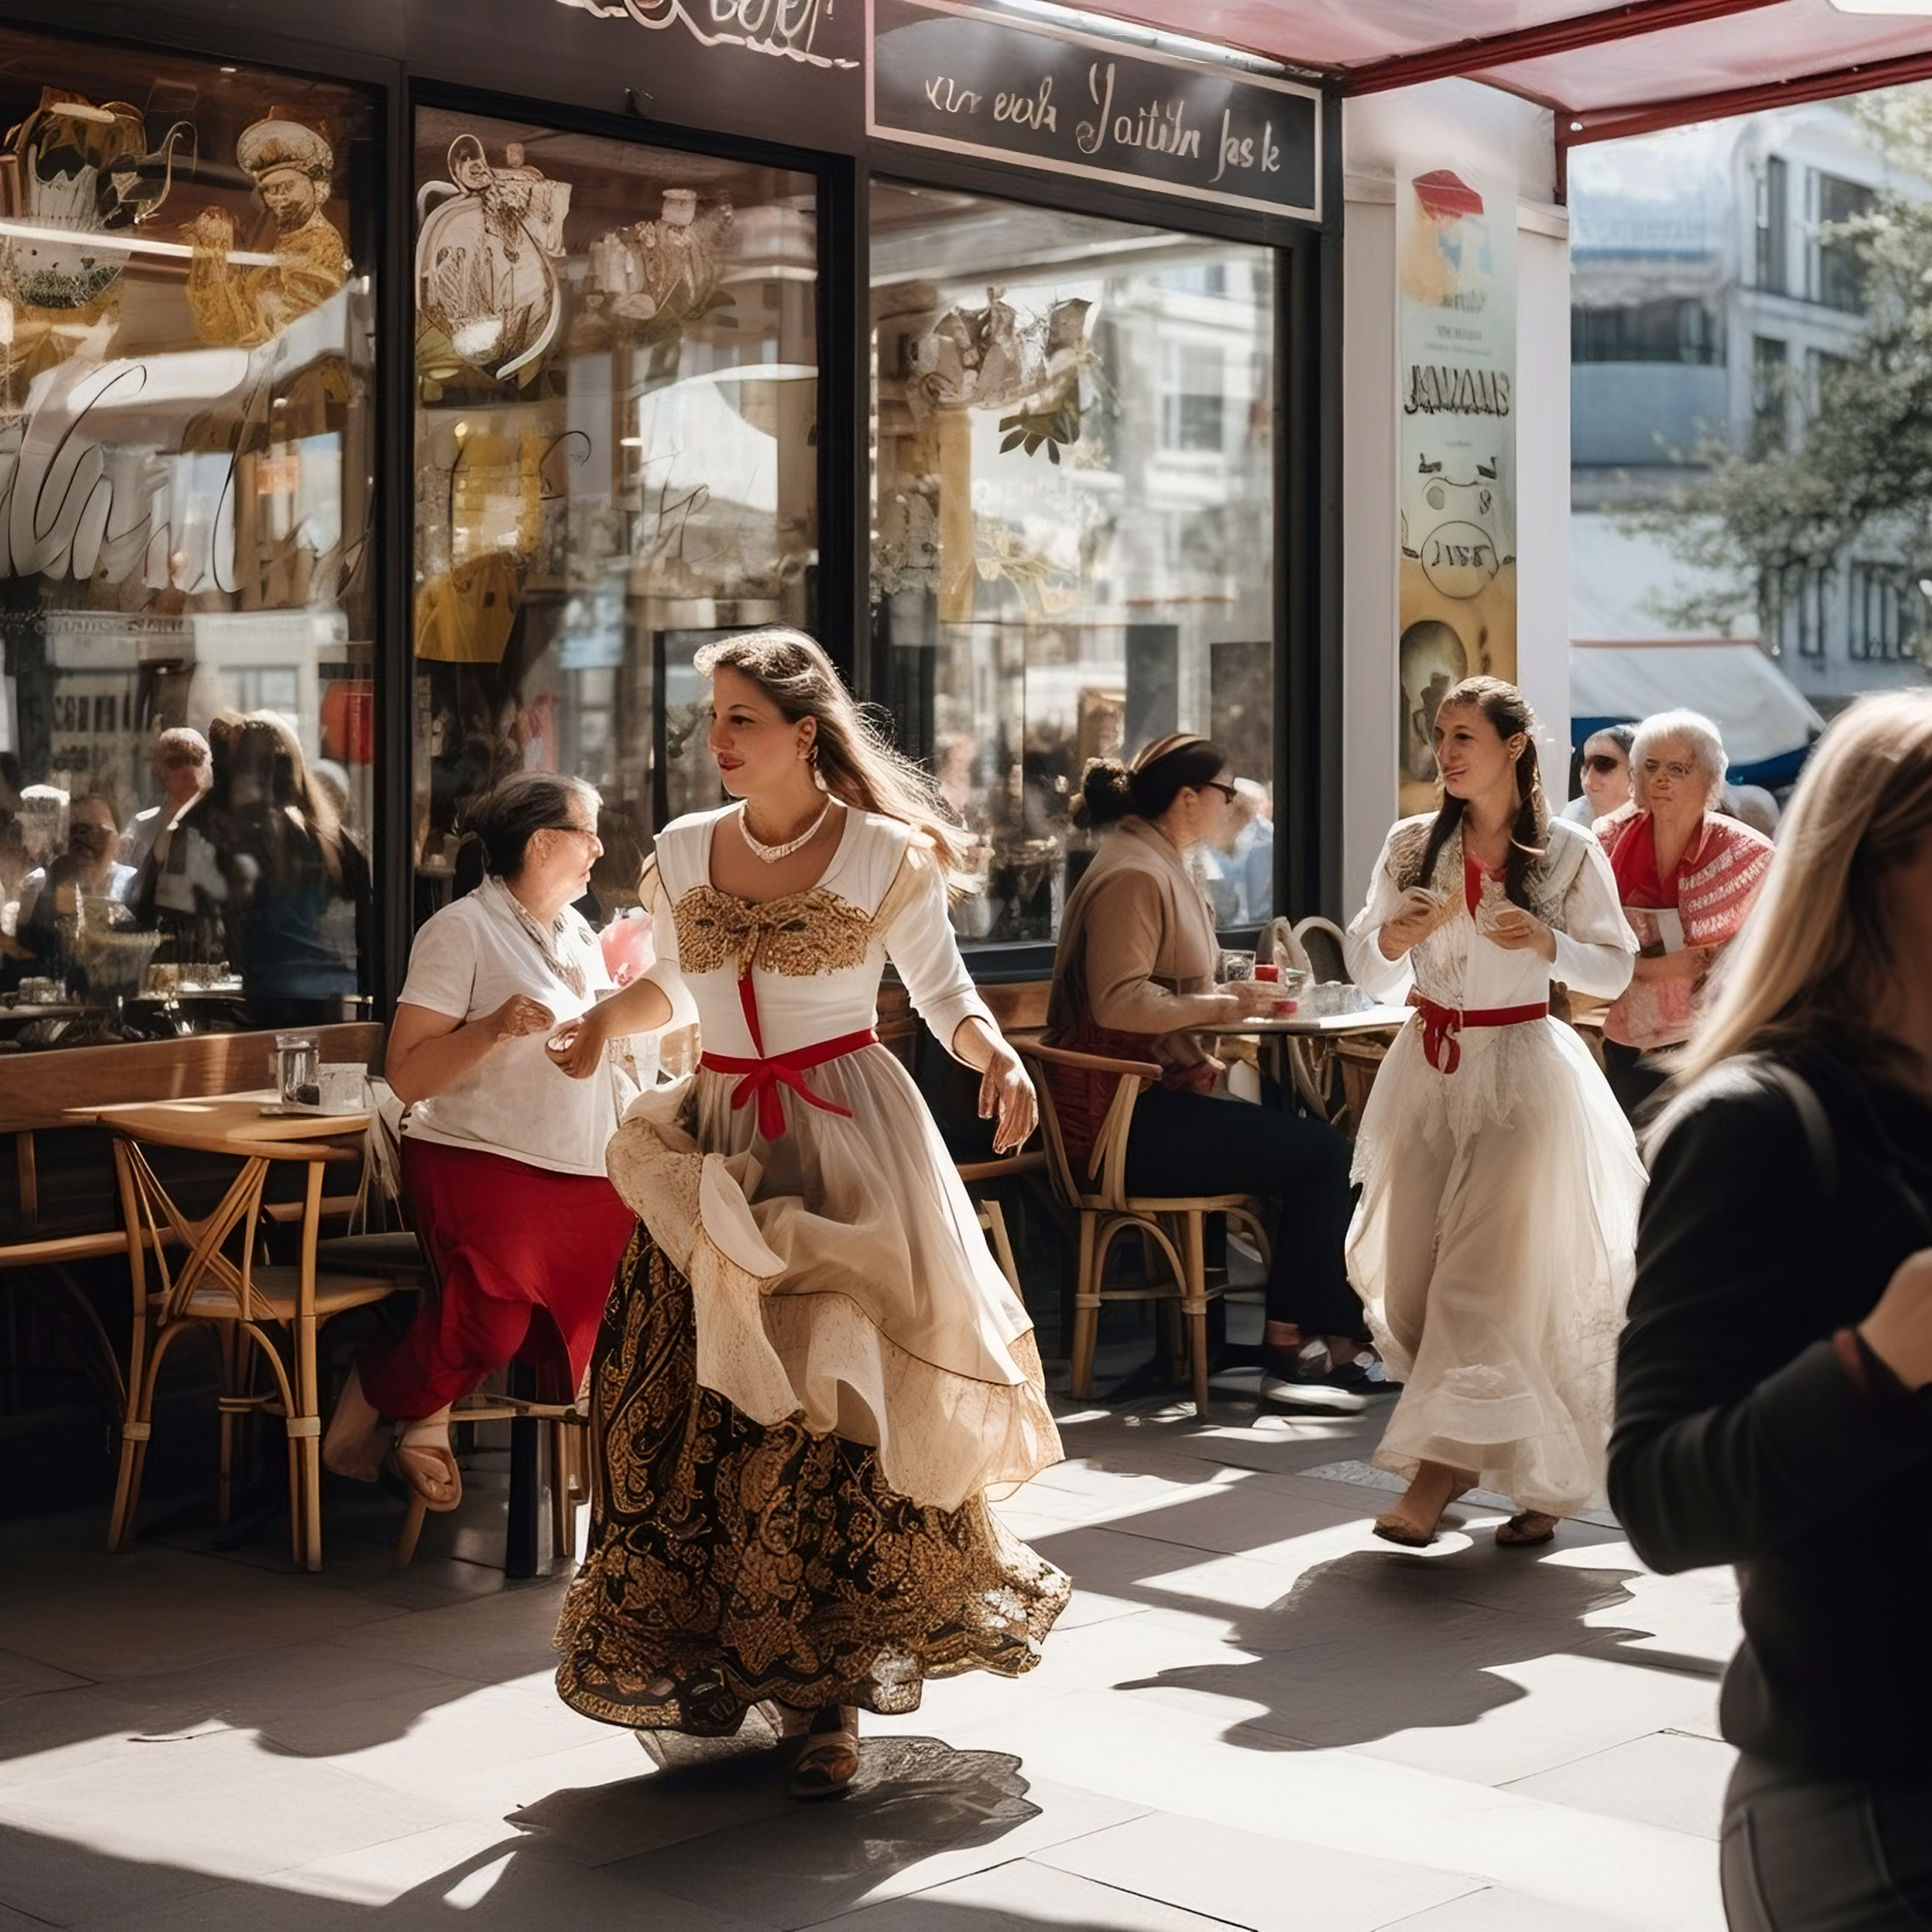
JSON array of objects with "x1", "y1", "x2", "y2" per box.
[{"x1": 1396, "y1": 164, "x2": 1516, "y2": 818}]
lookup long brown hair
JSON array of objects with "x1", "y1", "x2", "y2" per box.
[
  {"x1": 1676, "y1": 691, "x2": 1932, "y2": 1085},
  {"x1": 692, "y1": 627, "x2": 971, "y2": 881},
  {"x1": 1406, "y1": 676, "x2": 1548, "y2": 909}
]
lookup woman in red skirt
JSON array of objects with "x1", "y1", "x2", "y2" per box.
[{"x1": 322, "y1": 772, "x2": 643, "y2": 1515}]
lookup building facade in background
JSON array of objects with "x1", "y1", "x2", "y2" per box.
[{"x1": 1569, "y1": 103, "x2": 1931, "y2": 728}]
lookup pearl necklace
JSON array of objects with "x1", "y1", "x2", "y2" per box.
[{"x1": 739, "y1": 798, "x2": 831, "y2": 864}]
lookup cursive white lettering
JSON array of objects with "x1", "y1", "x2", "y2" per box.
[
  {"x1": 993, "y1": 75, "x2": 1056, "y2": 131},
  {"x1": 925, "y1": 75, "x2": 981, "y2": 113},
  {"x1": 1076, "y1": 61, "x2": 1114, "y2": 155},
  {"x1": 1211, "y1": 109, "x2": 1254, "y2": 184}
]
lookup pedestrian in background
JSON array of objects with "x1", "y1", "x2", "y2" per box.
[
  {"x1": 1610, "y1": 690, "x2": 1932, "y2": 1931},
  {"x1": 1561, "y1": 722, "x2": 1635, "y2": 824}
]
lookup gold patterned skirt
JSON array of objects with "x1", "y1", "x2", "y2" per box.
[{"x1": 553, "y1": 1229, "x2": 1072, "y2": 1735}]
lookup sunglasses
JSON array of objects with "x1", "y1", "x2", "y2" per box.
[
  {"x1": 1202, "y1": 781, "x2": 1238, "y2": 803},
  {"x1": 1582, "y1": 753, "x2": 1625, "y2": 776}
]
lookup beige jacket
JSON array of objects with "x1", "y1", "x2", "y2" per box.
[{"x1": 1045, "y1": 818, "x2": 1229, "y2": 1072}]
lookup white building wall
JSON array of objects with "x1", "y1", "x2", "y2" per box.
[{"x1": 1339, "y1": 82, "x2": 1565, "y2": 911}]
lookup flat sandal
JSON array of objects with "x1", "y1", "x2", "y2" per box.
[{"x1": 788, "y1": 1702, "x2": 860, "y2": 1801}]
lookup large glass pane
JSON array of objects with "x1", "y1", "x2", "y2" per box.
[
  {"x1": 0, "y1": 34, "x2": 379, "y2": 1045},
  {"x1": 410, "y1": 111, "x2": 817, "y2": 920},
  {"x1": 871, "y1": 180, "x2": 1276, "y2": 945}
]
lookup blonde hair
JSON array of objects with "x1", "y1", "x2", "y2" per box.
[
  {"x1": 692, "y1": 627, "x2": 971, "y2": 882},
  {"x1": 1677, "y1": 691, "x2": 1932, "y2": 1085}
]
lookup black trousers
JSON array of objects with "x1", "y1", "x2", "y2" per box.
[
  {"x1": 1603, "y1": 1037, "x2": 1672, "y2": 1123},
  {"x1": 1722, "y1": 1756, "x2": 1932, "y2": 1929},
  {"x1": 1121, "y1": 1085, "x2": 1367, "y2": 1343}
]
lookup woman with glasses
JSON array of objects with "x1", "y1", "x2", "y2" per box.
[
  {"x1": 1592, "y1": 710, "x2": 1773, "y2": 1120},
  {"x1": 323, "y1": 771, "x2": 641, "y2": 1519},
  {"x1": 1561, "y1": 723, "x2": 1636, "y2": 824},
  {"x1": 1042, "y1": 734, "x2": 1380, "y2": 1405}
]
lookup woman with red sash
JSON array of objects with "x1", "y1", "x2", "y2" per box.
[
  {"x1": 547, "y1": 628, "x2": 1066, "y2": 1800},
  {"x1": 1591, "y1": 709, "x2": 1774, "y2": 1120},
  {"x1": 1343, "y1": 678, "x2": 1643, "y2": 1548}
]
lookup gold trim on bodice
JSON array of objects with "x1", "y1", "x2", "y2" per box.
[{"x1": 673, "y1": 883, "x2": 878, "y2": 979}]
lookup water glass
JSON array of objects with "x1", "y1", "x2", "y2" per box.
[{"x1": 1218, "y1": 949, "x2": 1256, "y2": 983}]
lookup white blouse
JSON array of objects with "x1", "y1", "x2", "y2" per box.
[{"x1": 398, "y1": 884, "x2": 625, "y2": 1177}]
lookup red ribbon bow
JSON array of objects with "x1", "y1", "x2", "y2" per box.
[
  {"x1": 1409, "y1": 993, "x2": 1549, "y2": 1076},
  {"x1": 701, "y1": 1030, "x2": 878, "y2": 1140},
  {"x1": 698, "y1": 963, "x2": 876, "y2": 1139}
]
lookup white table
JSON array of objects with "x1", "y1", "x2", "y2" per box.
[{"x1": 1192, "y1": 1003, "x2": 1410, "y2": 1119}]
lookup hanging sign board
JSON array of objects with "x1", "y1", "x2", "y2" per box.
[
  {"x1": 1395, "y1": 162, "x2": 1518, "y2": 818},
  {"x1": 867, "y1": 0, "x2": 1322, "y2": 220}
]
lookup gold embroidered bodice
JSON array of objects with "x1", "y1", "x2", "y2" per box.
[{"x1": 672, "y1": 884, "x2": 877, "y2": 979}]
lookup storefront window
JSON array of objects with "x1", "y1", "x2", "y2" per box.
[
  {"x1": 410, "y1": 110, "x2": 818, "y2": 918},
  {"x1": 870, "y1": 180, "x2": 1277, "y2": 945},
  {"x1": 0, "y1": 33, "x2": 378, "y2": 1044}
]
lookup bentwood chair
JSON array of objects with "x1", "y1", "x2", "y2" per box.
[
  {"x1": 1014, "y1": 1040, "x2": 1271, "y2": 1413},
  {"x1": 105, "y1": 1108, "x2": 400, "y2": 1569}
]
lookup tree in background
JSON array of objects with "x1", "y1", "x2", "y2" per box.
[{"x1": 1638, "y1": 91, "x2": 1932, "y2": 634}]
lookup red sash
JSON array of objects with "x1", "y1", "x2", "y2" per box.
[
  {"x1": 699, "y1": 959, "x2": 877, "y2": 1139},
  {"x1": 1409, "y1": 992, "x2": 1549, "y2": 1076}
]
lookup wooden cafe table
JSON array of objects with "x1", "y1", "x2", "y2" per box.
[
  {"x1": 1193, "y1": 1000, "x2": 1410, "y2": 1123},
  {"x1": 66, "y1": 1090, "x2": 391, "y2": 1571}
]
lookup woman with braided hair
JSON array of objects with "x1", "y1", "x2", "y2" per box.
[{"x1": 1343, "y1": 678, "x2": 1644, "y2": 1547}]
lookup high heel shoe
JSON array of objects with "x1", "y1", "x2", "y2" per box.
[
  {"x1": 1372, "y1": 1463, "x2": 1474, "y2": 1547},
  {"x1": 788, "y1": 1700, "x2": 860, "y2": 1801},
  {"x1": 1494, "y1": 1510, "x2": 1560, "y2": 1548}
]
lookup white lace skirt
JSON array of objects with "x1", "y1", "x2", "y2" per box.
[
  {"x1": 1346, "y1": 1016, "x2": 1645, "y2": 1517},
  {"x1": 606, "y1": 1045, "x2": 1061, "y2": 1512}
]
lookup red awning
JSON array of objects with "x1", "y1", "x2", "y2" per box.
[{"x1": 1061, "y1": 0, "x2": 1932, "y2": 148}]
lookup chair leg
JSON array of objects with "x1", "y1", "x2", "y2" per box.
[
  {"x1": 392, "y1": 1494, "x2": 428, "y2": 1571},
  {"x1": 1183, "y1": 1211, "x2": 1211, "y2": 1416},
  {"x1": 1069, "y1": 1213, "x2": 1099, "y2": 1398},
  {"x1": 295, "y1": 1314, "x2": 323, "y2": 1573},
  {"x1": 108, "y1": 1321, "x2": 185, "y2": 1552},
  {"x1": 980, "y1": 1198, "x2": 1023, "y2": 1299},
  {"x1": 548, "y1": 1421, "x2": 572, "y2": 1561},
  {"x1": 217, "y1": 1329, "x2": 238, "y2": 1527}
]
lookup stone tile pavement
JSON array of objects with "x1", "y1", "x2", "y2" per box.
[{"x1": 0, "y1": 1391, "x2": 1742, "y2": 1931}]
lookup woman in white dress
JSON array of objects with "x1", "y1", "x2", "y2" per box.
[
  {"x1": 548, "y1": 628, "x2": 1067, "y2": 1797},
  {"x1": 1343, "y1": 677, "x2": 1644, "y2": 1548}
]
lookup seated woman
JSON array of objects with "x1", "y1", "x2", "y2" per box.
[
  {"x1": 1591, "y1": 709, "x2": 1774, "y2": 1120},
  {"x1": 1042, "y1": 734, "x2": 1378, "y2": 1404},
  {"x1": 1561, "y1": 723, "x2": 1635, "y2": 825},
  {"x1": 323, "y1": 772, "x2": 645, "y2": 1512}
]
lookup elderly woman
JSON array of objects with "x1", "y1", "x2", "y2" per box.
[
  {"x1": 1043, "y1": 734, "x2": 1377, "y2": 1404},
  {"x1": 1591, "y1": 709, "x2": 1775, "y2": 1119},
  {"x1": 323, "y1": 772, "x2": 641, "y2": 1514}
]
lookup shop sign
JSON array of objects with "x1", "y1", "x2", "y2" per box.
[
  {"x1": 868, "y1": 0, "x2": 1321, "y2": 220},
  {"x1": 1395, "y1": 163, "x2": 1517, "y2": 818}
]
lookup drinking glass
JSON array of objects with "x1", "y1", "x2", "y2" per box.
[{"x1": 1218, "y1": 949, "x2": 1256, "y2": 983}]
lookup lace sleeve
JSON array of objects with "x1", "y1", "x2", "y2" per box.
[
  {"x1": 1548, "y1": 828, "x2": 1638, "y2": 1002},
  {"x1": 1344, "y1": 824, "x2": 1418, "y2": 1002}
]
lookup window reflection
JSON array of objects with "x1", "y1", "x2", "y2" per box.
[
  {"x1": 410, "y1": 111, "x2": 818, "y2": 920},
  {"x1": 869, "y1": 181, "x2": 1277, "y2": 946},
  {"x1": 0, "y1": 33, "x2": 377, "y2": 1047}
]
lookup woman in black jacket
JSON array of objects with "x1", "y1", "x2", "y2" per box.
[{"x1": 1610, "y1": 690, "x2": 1932, "y2": 1930}]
